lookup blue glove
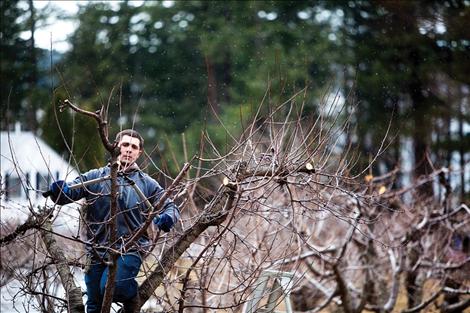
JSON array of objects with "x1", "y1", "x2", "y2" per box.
[
  {"x1": 48, "y1": 180, "x2": 70, "y2": 204},
  {"x1": 153, "y1": 214, "x2": 175, "y2": 232}
]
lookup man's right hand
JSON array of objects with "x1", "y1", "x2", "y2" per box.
[{"x1": 46, "y1": 180, "x2": 70, "y2": 204}]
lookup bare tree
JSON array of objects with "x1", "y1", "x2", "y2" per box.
[{"x1": 1, "y1": 88, "x2": 468, "y2": 313}]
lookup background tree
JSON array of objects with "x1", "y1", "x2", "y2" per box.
[
  {"x1": 1, "y1": 0, "x2": 33, "y2": 129},
  {"x1": 3, "y1": 1, "x2": 468, "y2": 199},
  {"x1": 327, "y1": 0, "x2": 470, "y2": 199},
  {"x1": 55, "y1": 1, "x2": 339, "y2": 170},
  {"x1": 0, "y1": 0, "x2": 64, "y2": 132}
]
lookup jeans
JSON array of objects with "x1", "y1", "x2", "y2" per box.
[{"x1": 85, "y1": 254, "x2": 142, "y2": 313}]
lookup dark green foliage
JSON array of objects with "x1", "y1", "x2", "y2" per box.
[
  {"x1": 3, "y1": 0, "x2": 468, "y2": 197},
  {"x1": 54, "y1": 1, "x2": 338, "y2": 172},
  {"x1": 40, "y1": 90, "x2": 106, "y2": 170},
  {"x1": 1, "y1": 0, "x2": 33, "y2": 128},
  {"x1": 324, "y1": 0, "x2": 469, "y2": 196}
]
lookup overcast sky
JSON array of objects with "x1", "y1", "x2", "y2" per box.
[
  {"x1": 30, "y1": 1, "x2": 147, "y2": 52},
  {"x1": 32, "y1": 1, "x2": 80, "y2": 52}
]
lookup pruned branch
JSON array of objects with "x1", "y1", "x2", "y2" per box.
[
  {"x1": 59, "y1": 99, "x2": 116, "y2": 153},
  {"x1": 59, "y1": 98, "x2": 119, "y2": 313},
  {"x1": 236, "y1": 162, "x2": 316, "y2": 181}
]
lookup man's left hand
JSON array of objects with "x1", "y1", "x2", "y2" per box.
[{"x1": 153, "y1": 214, "x2": 175, "y2": 232}]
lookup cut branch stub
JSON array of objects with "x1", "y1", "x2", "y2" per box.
[
  {"x1": 223, "y1": 177, "x2": 238, "y2": 190},
  {"x1": 305, "y1": 162, "x2": 315, "y2": 172}
]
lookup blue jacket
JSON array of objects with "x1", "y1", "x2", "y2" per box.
[{"x1": 60, "y1": 165, "x2": 179, "y2": 257}]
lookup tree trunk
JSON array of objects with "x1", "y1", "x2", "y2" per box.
[
  {"x1": 205, "y1": 56, "x2": 218, "y2": 113},
  {"x1": 409, "y1": 57, "x2": 433, "y2": 198},
  {"x1": 40, "y1": 218, "x2": 85, "y2": 313},
  {"x1": 457, "y1": 95, "x2": 465, "y2": 202},
  {"x1": 405, "y1": 248, "x2": 423, "y2": 309},
  {"x1": 27, "y1": 0, "x2": 38, "y2": 132},
  {"x1": 100, "y1": 154, "x2": 120, "y2": 313}
]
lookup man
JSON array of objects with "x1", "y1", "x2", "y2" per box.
[{"x1": 46, "y1": 129, "x2": 179, "y2": 313}]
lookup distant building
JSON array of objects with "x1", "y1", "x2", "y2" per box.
[
  {"x1": 1, "y1": 123, "x2": 82, "y2": 313},
  {"x1": 0, "y1": 123, "x2": 78, "y2": 213}
]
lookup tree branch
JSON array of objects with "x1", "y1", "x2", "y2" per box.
[
  {"x1": 138, "y1": 182, "x2": 238, "y2": 306},
  {"x1": 383, "y1": 248, "x2": 404, "y2": 312},
  {"x1": 441, "y1": 297, "x2": 470, "y2": 313},
  {"x1": 59, "y1": 99, "x2": 115, "y2": 152},
  {"x1": 0, "y1": 213, "x2": 42, "y2": 246},
  {"x1": 400, "y1": 287, "x2": 442, "y2": 313}
]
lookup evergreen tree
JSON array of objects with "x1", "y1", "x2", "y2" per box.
[
  {"x1": 330, "y1": 0, "x2": 469, "y2": 197},
  {"x1": 1, "y1": 0, "x2": 32, "y2": 129}
]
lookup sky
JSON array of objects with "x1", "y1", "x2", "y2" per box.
[
  {"x1": 27, "y1": 1, "x2": 147, "y2": 52},
  {"x1": 31, "y1": 1, "x2": 81, "y2": 52}
]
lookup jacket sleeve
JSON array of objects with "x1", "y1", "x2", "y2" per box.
[{"x1": 61, "y1": 168, "x2": 102, "y2": 203}]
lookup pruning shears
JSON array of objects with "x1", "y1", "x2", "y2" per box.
[{"x1": 42, "y1": 173, "x2": 157, "y2": 216}]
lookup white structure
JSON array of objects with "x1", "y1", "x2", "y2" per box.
[
  {"x1": 1, "y1": 123, "x2": 79, "y2": 218},
  {"x1": 1, "y1": 123, "x2": 83, "y2": 313}
]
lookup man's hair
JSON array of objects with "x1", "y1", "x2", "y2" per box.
[{"x1": 115, "y1": 129, "x2": 144, "y2": 150}]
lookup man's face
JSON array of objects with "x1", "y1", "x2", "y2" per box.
[{"x1": 117, "y1": 135, "x2": 142, "y2": 166}]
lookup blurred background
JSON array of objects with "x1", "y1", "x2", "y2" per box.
[{"x1": 1, "y1": 0, "x2": 469, "y2": 200}]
